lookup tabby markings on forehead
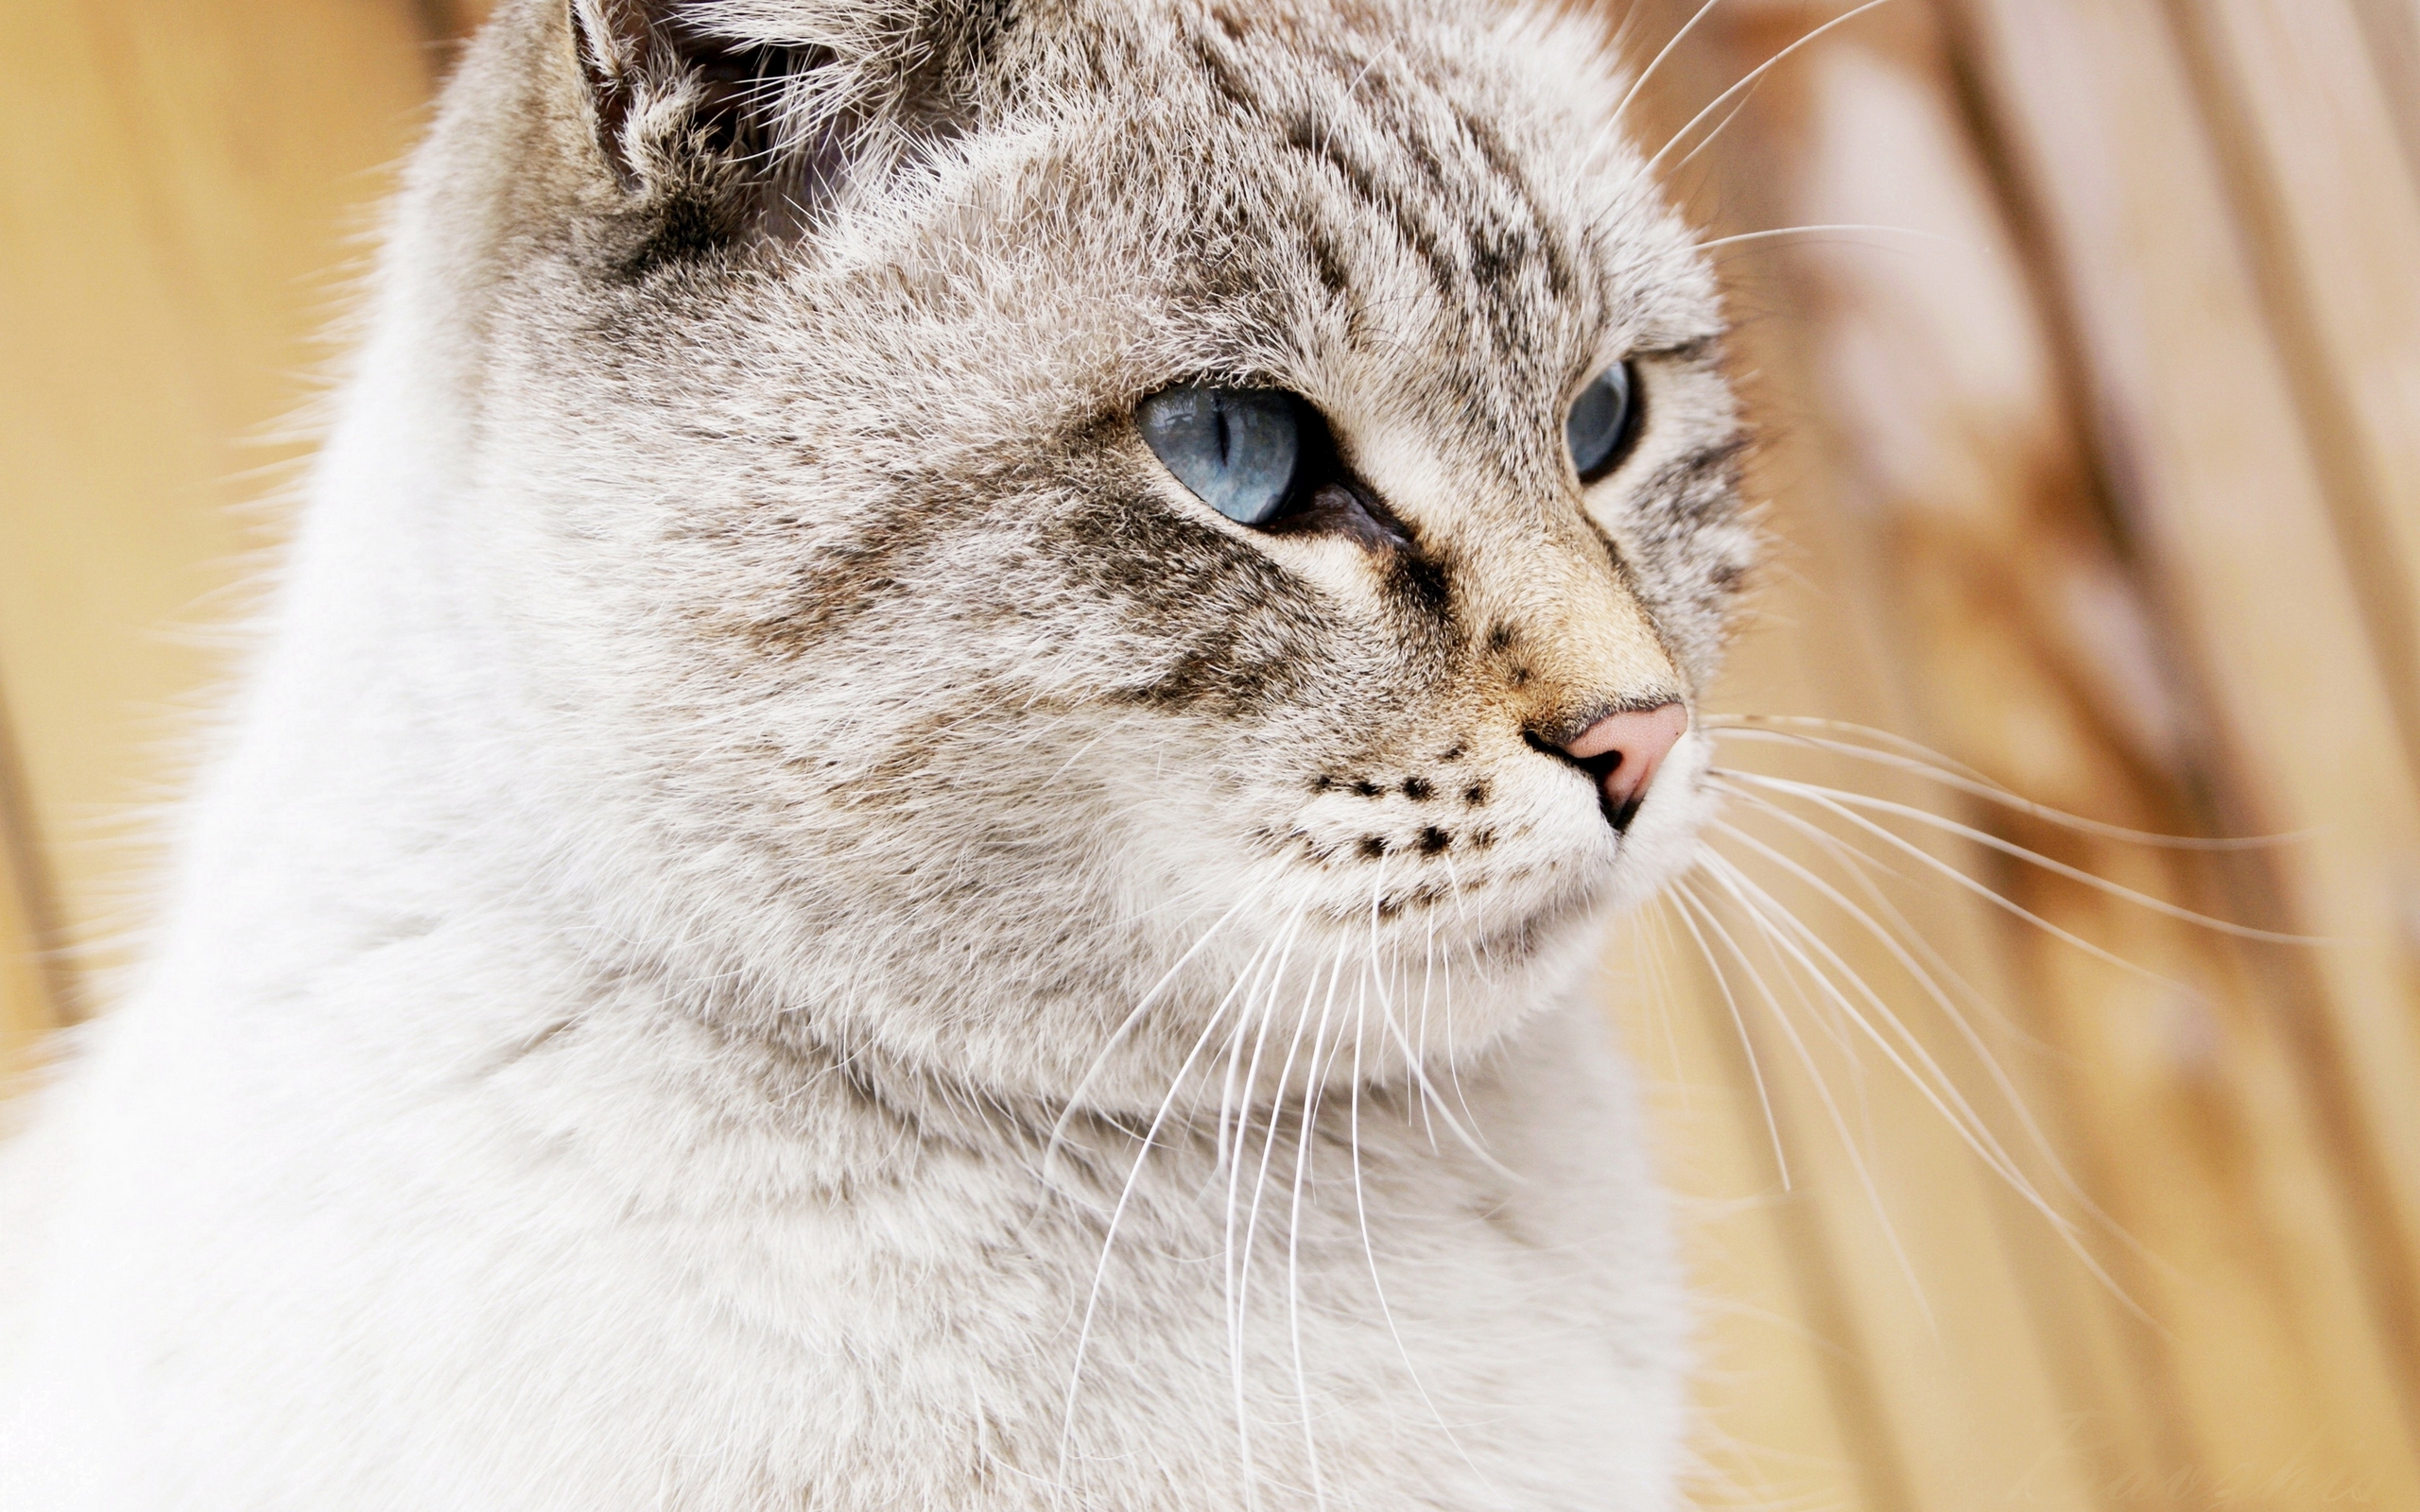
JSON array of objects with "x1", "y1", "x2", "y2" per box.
[{"x1": 1180, "y1": 25, "x2": 1579, "y2": 335}]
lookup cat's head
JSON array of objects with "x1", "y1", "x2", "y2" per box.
[{"x1": 419, "y1": 0, "x2": 1751, "y2": 1107}]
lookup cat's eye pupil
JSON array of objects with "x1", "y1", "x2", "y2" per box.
[
  {"x1": 1137, "y1": 386, "x2": 1303, "y2": 526},
  {"x1": 1565, "y1": 362, "x2": 1639, "y2": 484}
]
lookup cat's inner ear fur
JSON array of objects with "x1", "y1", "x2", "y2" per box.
[{"x1": 568, "y1": 0, "x2": 992, "y2": 249}]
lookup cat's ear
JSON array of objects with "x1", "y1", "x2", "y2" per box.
[{"x1": 568, "y1": 0, "x2": 992, "y2": 229}]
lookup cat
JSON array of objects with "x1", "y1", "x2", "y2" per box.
[{"x1": 0, "y1": 0, "x2": 1753, "y2": 1505}]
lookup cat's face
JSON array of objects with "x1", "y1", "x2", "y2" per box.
[{"x1": 446, "y1": 0, "x2": 1750, "y2": 1106}]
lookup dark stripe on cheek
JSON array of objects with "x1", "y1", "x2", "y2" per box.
[
  {"x1": 731, "y1": 477, "x2": 991, "y2": 657},
  {"x1": 1047, "y1": 483, "x2": 1337, "y2": 714}
]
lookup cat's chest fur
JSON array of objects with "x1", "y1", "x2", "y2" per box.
[{"x1": 9, "y1": 927, "x2": 1679, "y2": 1510}]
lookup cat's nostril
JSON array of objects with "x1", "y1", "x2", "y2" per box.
[{"x1": 1556, "y1": 702, "x2": 1688, "y2": 832}]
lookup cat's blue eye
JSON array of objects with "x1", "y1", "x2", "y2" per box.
[
  {"x1": 1565, "y1": 362, "x2": 1639, "y2": 483},
  {"x1": 1136, "y1": 386, "x2": 1303, "y2": 526}
]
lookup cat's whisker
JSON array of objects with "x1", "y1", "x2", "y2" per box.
[
  {"x1": 1704, "y1": 795, "x2": 2176, "y2": 1302},
  {"x1": 1220, "y1": 894, "x2": 1321, "y2": 1508},
  {"x1": 1439, "y1": 936, "x2": 1487, "y2": 1147},
  {"x1": 1708, "y1": 785, "x2": 2175, "y2": 1287},
  {"x1": 1215, "y1": 912, "x2": 1293, "y2": 1177},
  {"x1": 1699, "y1": 849, "x2": 2034, "y2": 1186},
  {"x1": 1703, "y1": 712, "x2": 1993, "y2": 768},
  {"x1": 1696, "y1": 852, "x2": 2083, "y2": 1254},
  {"x1": 1042, "y1": 888, "x2": 1261, "y2": 1191},
  {"x1": 1363, "y1": 850, "x2": 1392, "y2": 1076},
  {"x1": 1342, "y1": 980, "x2": 1491, "y2": 1489},
  {"x1": 1721, "y1": 770, "x2": 2321, "y2": 943},
  {"x1": 1666, "y1": 878, "x2": 1788, "y2": 1187},
  {"x1": 1378, "y1": 1025, "x2": 1512, "y2": 1179},
  {"x1": 1668, "y1": 878, "x2": 1934, "y2": 1320},
  {"x1": 1639, "y1": 0, "x2": 1897, "y2": 178},
  {"x1": 1437, "y1": 850, "x2": 1486, "y2": 968},
  {"x1": 1052, "y1": 885, "x2": 1318, "y2": 1490},
  {"x1": 1286, "y1": 960, "x2": 1351, "y2": 1511},
  {"x1": 1431, "y1": 854, "x2": 1495, "y2": 1135},
  {"x1": 1414, "y1": 905, "x2": 1441, "y2": 1149},
  {"x1": 1703, "y1": 816, "x2": 2149, "y2": 1275},
  {"x1": 1234, "y1": 941, "x2": 1340, "y2": 1498},
  {"x1": 1356, "y1": 909, "x2": 1510, "y2": 1180},
  {"x1": 1709, "y1": 774, "x2": 2205, "y2": 999},
  {"x1": 1705, "y1": 719, "x2": 2302, "y2": 850},
  {"x1": 1639, "y1": 896, "x2": 1693, "y2": 1108},
  {"x1": 1715, "y1": 784, "x2": 2049, "y2": 1053}
]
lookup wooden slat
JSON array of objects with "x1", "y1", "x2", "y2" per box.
[
  {"x1": 1950, "y1": 0, "x2": 2420, "y2": 1462},
  {"x1": 2175, "y1": 0, "x2": 2420, "y2": 788},
  {"x1": 1799, "y1": 9, "x2": 2420, "y2": 1500}
]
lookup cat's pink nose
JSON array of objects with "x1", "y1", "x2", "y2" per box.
[{"x1": 1563, "y1": 702, "x2": 1688, "y2": 826}]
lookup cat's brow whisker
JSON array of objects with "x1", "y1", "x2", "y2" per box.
[
  {"x1": 1706, "y1": 719, "x2": 2302, "y2": 850},
  {"x1": 1722, "y1": 770, "x2": 2324, "y2": 943},
  {"x1": 1611, "y1": 0, "x2": 1726, "y2": 130},
  {"x1": 1694, "y1": 224, "x2": 1962, "y2": 254},
  {"x1": 1602, "y1": 0, "x2": 1653, "y2": 81},
  {"x1": 1666, "y1": 93, "x2": 1756, "y2": 180},
  {"x1": 1640, "y1": 0, "x2": 1896, "y2": 178}
]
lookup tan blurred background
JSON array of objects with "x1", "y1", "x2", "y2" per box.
[{"x1": 4, "y1": 1, "x2": 2417, "y2": 1506}]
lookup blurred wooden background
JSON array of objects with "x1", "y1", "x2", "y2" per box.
[{"x1": 2, "y1": 1, "x2": 2415, "y2": 1507}]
